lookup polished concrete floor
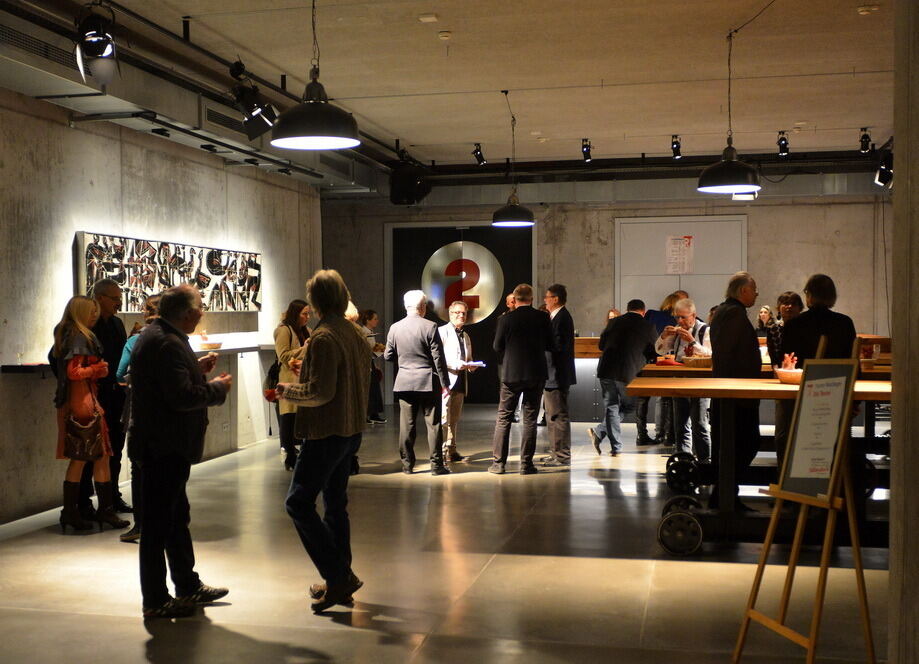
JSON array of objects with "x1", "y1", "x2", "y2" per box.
[{"x1": 0, "y1": 405, "x2": 888, "y2": 663}]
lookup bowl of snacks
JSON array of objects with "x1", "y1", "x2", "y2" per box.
[
  {"x1": 774, "y1": 367, "x2": 803, "y2": 385},
  {"x1": 200, "y1": 342, "x2": 223, "y2": 351}
]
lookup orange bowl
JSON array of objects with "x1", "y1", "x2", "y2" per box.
[{"x1": 775, "y1": 368, "x2": 803, "y2": 385}]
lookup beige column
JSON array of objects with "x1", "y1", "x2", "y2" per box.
[{"x1": 890, "y1": 0, "x2": 919, "y2": 661}]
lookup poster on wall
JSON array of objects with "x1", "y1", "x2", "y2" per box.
[
  {"x1": 77, "y1": 231, "x2": 261, "y2": 313},
  {"x1": 665, "y1": 235, "x2": 694, "y2": 274}
]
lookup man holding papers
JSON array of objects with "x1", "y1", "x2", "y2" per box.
[{"x1": 438, "y1": 301, "x2": 479, "y2": 464}]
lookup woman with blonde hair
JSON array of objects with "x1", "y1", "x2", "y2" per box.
[{"x1": 53, "y1": 296, "x2": 130, "y2": 533}]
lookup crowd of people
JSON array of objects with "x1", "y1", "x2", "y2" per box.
[{"x1": 50, "y1": 267, "x2": 859, "y2": 619}]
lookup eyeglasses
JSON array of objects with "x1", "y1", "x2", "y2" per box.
[
  {"x1": 101, "y1": 293, "x2": 121, "y2": 302},
  {"x1": 449, "y1": 310, "x2": 467, "y2": 316},
  {"x1": 675, "y1": 314, "x2": 695, "y2": 319}
]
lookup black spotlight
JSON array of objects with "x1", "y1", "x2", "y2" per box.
[
  {"x1": 874, "y1": 140, "x2": 893, "y2": 188},
  {"x1": 581, "y1": 138, "x2": 592, "y2": 163},
  {"x1": 472, "y1": 143, "x2": 487, "y2": 165},
  {"x1": 231, "y1": 84, "x2": 278, "y2": 140},
  {"x1": 390, "y1": 162, "x2": 432, "y2": 205},
  {"x1": 859, "y1": 128, "x2": 872, "y2": 154},
  {"x1": 74, "y1": 4, "x2": 118, "y2": 85},
  {"x1": 777, "y1": 131, "x2": 789, "y2": 157},
  {"x1": 671, "y1": 135, "x2": 682, "y2": 160}
]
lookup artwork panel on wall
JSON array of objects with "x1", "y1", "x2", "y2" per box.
[{"x1": 77, "y1": 231, "x2": 262, "y2": 313}]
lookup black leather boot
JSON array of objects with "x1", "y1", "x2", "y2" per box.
[
  {"x1": 94, "y1": 482, "x2": 130, "y2": 530},
  {"x1": 60, "y1": 481, "x2": 93, "y2": 533}
]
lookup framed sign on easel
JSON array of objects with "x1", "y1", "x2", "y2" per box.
[{"x1": 733, "y1": 358, "x2": 875, "y2": 664}]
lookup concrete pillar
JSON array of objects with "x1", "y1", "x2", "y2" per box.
[{"x1": 890, "y1": 0, "x2": 919, "y2": 661}]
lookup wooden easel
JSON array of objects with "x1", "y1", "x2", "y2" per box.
[{"x1": 733, "y1": 358, "x2": 875, "y2": 664}]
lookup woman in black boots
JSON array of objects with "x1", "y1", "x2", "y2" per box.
[{"x1": 53, "y1": 296, "x2": 130, "y2": 533}]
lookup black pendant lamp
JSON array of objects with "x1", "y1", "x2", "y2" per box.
[
  {"x1": 697, "y1": 32, "x2": 760, "y2": 195},
  {"x1": 493, "y1": 91, "x2": 535, "y2": 227},
  {"x1": 271, "y1": 0, "x2": 360, "y2": 150}
]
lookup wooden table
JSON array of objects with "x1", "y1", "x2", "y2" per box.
[
  {"x1": 638, "y1": 363, "x2": 774, "y2": 378},
  {"x1": 627, "y1": 377, "x2": 892, "y2": 401},
  {"x1": 638, "y1": 363, "x2": 891, "y2": 381}
]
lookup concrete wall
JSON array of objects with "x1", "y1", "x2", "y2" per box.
[
  {"x1": 322, "y1": 196, "x2": 893, "y2": 338},
  {"x1": 0, "y1": 88, "x2": 321, "y2": 524}
]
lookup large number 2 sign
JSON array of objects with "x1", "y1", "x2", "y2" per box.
[
  {"x1": 421, "y1": 241, "x2": 503, "y2": 324},
  {"x1": 444, "y1": 258, "x2": 480, "y2": 310}
]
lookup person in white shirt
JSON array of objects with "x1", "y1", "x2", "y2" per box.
[
  {"x1": 438, "y1": 301, "x2": 478, "y2": 463},
  {"x1": 654, "y1": 297, "x2": 713, "y2": 462}
]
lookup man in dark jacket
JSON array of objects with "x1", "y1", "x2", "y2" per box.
[
  {"x1": 130, "y1": 284, "x2": 233, "y2": 618},
  {"x1": 490, "y1": 283, "x2": 556, "y2": 474},
  {"x1": 542, "y1": 284, "x2": 576, "y2": 467},
  {"x1": 384, "y1": 289, "x2": 452, "y2": 475},
  {"x1": 80, "y1": 279, "x2": 130, "y2": 514},
  {"x1": 588, "y1": 299, "x2": 657, "y2": 455},
  {"x1": 710, "y1": 271, "x2": 761, "y2": 509}
]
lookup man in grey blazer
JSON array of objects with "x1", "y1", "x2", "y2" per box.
[{"x1": 384, "y1": 290, "x2": 452, "y2": 475}]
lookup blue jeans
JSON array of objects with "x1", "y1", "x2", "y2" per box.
[
  {"x1": 594, "y1": 379, "x2": 633, "y2": 452},
  {"x1": 672, "y1": 397, "x2": 711, "y2": 462},
  {"x1": 285, "y1": 432, "x2": 362, "y2": 584}
]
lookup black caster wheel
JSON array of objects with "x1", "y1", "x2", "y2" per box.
[
  {"x1": 666, "y1": 452, "x2": 695, "y2": 470},
  {"x1": 665, "y1": 459, "x2": 699, "y2": 494},
  {"x1": 658, "y1": 510, "x2": 704, "y2": 556},
  {"x1": 661, "y1": 494, "x2": 703, "y2": 518}
]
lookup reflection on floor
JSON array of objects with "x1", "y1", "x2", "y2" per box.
[{"x1": 0, "y1": 405, "x2": 887, "y2": 663}]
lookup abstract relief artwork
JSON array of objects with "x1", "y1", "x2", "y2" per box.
[{"x1": 77, "y1": 232, "x2": 261, "y2": 312}]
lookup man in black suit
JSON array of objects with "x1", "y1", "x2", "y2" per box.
[
  {"x1": 384, "y1": 290, "x2": 452, "y2": 475},
  {"x1": 588, "y1": 299, "x2": 657, "y2": 455},
  {"x1": 710, "y1": 271, "x2": 762, "y2": 509},
  {"x1": 490, "y1": 283, "x2": 556, "y2": 475},
  {"x1": 80, "y1": 278, "x2": 130, "y2": 515},
  {"x1": 131, "y1": 284, "x2": 233, "y2": 618},
  {"x1": 541, "y1": 284, "x2": 576, "y2": 467}
]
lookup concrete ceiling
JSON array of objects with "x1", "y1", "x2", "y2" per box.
[{"x1": 103, "y1": 0, "x2": 895, "y2": 164}]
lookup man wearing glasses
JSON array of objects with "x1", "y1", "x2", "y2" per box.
[
  {"x1": 438, "y1": 301, "x2": 478, "y2": 464},
  {"x1": 654, "y1": 298, "x2": 712, "y2": 463},
  {"x1": 87, "y1": 279, "x2": 132, "y2": 514}
]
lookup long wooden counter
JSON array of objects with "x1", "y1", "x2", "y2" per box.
[
  {"x1": 638, "y1": 363, "x2": 891, "y2": 381},
  {"x1": 626, "y1": 377, "x2": 892, "y2": 402}
]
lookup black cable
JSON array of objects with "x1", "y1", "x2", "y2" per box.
[{"x1": 730, "y1": 0, "x2": 779, "y2": 34}]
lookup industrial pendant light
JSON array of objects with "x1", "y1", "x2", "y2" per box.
[
  {"x1": 493, "y1": 91, "x2": 535, "y2": 227},
  {"x1": 271, "y1": 0, "x2": 360, "y2": 150},
  {"x1": 697, "y1": 32, "x2": 760, "y2": 195}
]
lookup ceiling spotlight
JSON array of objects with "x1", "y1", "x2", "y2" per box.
[
  {"x1": 732, "y1": 191, "x2": 758, "y2": 201},
  {"x1": 874, "y1": 140, "x2": 893, "y2": 188},
  {"x1": 472, "y1": 143, "x2": 487, "y2": 165},
  {"x1": 74, "y1": 4, "x2": 119, "y2": 86},
  {"x1": 581, "y1": 138, "x2": 592, "y2": 163},
  {"x1": 697, "y1": 33, "x2": 760, "y2": 195},
  {"x1": 671, "y1": 135, "x2": 682, "y2": 160},
  {"x1": 270, "y1": 0, "x2": 360, "y2": 150},
  {"x1": 493, "y1": 91, "x2": 535, "y2": 227},
  {"x1": 777, "y1": 131, "x2": 789, "y2": 157},
  {"x1": 859, "y1": 128, "x2": 872, "y2": 154},
  {"x1": 231, "y1": 84, "x2": 278, "y2": 140}
]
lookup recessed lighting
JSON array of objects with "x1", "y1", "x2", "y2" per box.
[
  {"x1": 438, "y1": 30, "x2": 452, "y2": 41},
  {"x1": 537, "y1": 137, "x2": 549, "y2": 143},
  {"x1": 857, "y1": 5, "x2": 880, "y2": 15},
  {"x1": 418, "y1": 13, "x2": 439, "y2": 23}
]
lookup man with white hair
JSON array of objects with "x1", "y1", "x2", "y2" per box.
[
  {"x1": 655, "y1": 297, "x2": 712, "y2": 462},
  {"x1": 710, "y1": 271, "x2": 761, "y2": 509},
  {"x1": 384, "y1": 290, "x2": 452, "y2": 475}
]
